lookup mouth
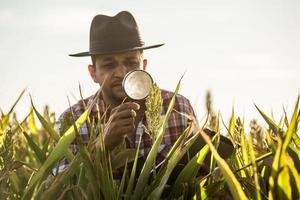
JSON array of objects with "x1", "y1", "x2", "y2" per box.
[
  {"x1": 112, "y1": 82, "x2": 122, "y2": 88},
  {"x1": 111, "y1": 78, "x2": 124, "y2": 86}
]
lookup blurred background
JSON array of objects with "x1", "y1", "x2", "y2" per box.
[{"x1": 0, "y1": 0, "x2": 299, "y2": 126}]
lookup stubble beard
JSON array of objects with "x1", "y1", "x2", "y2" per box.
[{"x1": 104, "y1": 86, "x2": 127, "y2": 107}]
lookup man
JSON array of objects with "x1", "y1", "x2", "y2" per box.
[{"x1": 56, "y1": 11, "x2": 199, "y2": 177}]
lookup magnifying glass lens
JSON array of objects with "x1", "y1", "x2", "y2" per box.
[{"x1": 122, "y1": 70, "x2": 153, "y2": 100}]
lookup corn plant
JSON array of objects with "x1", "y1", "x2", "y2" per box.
[{"x1": 0, "y1": 84, "x2": 299, "y2": 199}]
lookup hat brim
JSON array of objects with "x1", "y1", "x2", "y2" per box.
[{"x1": 69, "y1": 43, "x2": 164, "y2": 57}]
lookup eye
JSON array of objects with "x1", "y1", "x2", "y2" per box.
[
  {"x1": 125, "y1": 60, "x2": 140, "y2": 68},
  {"x1": 102, "y1": 62, "x2": 116, "y2": 68}
]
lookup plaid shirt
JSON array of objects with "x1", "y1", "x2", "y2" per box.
[{"x1": 55, "y1": 89, "x2": 197, "y2": 177}]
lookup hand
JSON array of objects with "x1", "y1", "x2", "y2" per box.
[{"x1": 104, "y1": 102, "x2": 140, "y2": 150}]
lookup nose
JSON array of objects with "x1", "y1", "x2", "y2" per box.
[{"x1": 113, "y1": 64, "x2": 128, "y2": 78}]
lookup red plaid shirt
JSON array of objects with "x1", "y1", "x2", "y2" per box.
[{"x1": 55, "y1": 89, "x2": 197, "y2": 177}]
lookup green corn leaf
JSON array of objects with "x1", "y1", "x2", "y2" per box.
[
  {"x1": 170, "y1": 135, "x2": 212, "y2": 198},
  {"x1": 268, "y1": 96, "x2": 300, "y2": 200},
  {"x1": 286, "y1": 158, "x2": 300, "y2": 199},
  {"x1": 98, "y1": 156, "x2": 117, "y2": 200},
  {"x1": 200, "y1": 179, "x2": 208, "y2": 200},
  {"x1": 255, "y1": 104, "x2": 282, "y2": 136},
  {"x1": 272, "y1": 96, "x2": 300, "y2": 200},
  {"x1": 78, "y1": 82, "x2": 85, "y2": 103},
  {"x1": 41, "y1": 156, "x2": 82, "y2": 200},
  {"x1": 93, "y1": 109, "x2": 117, "y2": 200},
  {"x1": 234, "y1": 151, "x2": 273, "y2": 174},
  {"x1": 265, "y1": 129, "x2": 276, "y2": 151},
  {"x1": 9, "y1": 171, "x2": 20, "y2": 194},
  {"x1": 282, "y1": 96, "x2": 299, "y2": 152},
  {"x1": 31, "y1": 100, "x2": 74, "y2": 162},
  {"x1": 106, "y1": 149, "x2": 117, "y2": 197},
  {"x1": 7, "y1": 89, "x2": 26, "y2": 116},
  {"x1": 42, "y1": 138, "x2": 50, "y2": 155},
  {"x1": 73, "y1": 123, "x2": 99, "y2": 199},
  {"x1": 287, "y1": 145, "x2": 300, "y2": 172},
  {"x1": 260, "y1": 165, "x2": 271, "y2": 192},
  {"x1": 228, "y1": 107, "x2": 235, "y2": 143},
  {"x1": 278, "y1": 116, "x2": 285, "y2": 131},
  {"x1": 267, "y1": 96, "x2": 299, "y2": 199},
  {"x1": 23, "y1": 131, "x2": 46, "y2": 163},
  {"x1": 29, "y1": 107, "x2": 39, "y2": 135},
  {"x1": 202, "y1": 179, "x2": 225, "y2": 199},
  {"x1": 133, "y1": 77, "x2": 182, "y2": 199},
  {"x1": 22, "y1": 108, "x2": 91, "y2": 200},
  {"x1": 283, "y1": 107, "x2": 290, "y2": 128},
  {"x1": 268, "y1": 135, "x2": 282, "y2": 200},
  {"x1": 0, "y1": 114, "x2": 9, "y2": 131},
  {"x1": 125, "y1": 136, "x2": 142, "y2": 200},
  {"x1": 164, "y1": 123, "x2": 194, "y2": 161},
  {"x1": 209, "y1": 113, "x2": 220, "y2": 184},
  {"x1": 292, "y1": 132, "x2": 300, "y2": 149},
  {"x1": 240, "y1": 120, "x2": 249, "y2": 177},
  {"x1": 30, "y1": 99, "x2": 58, "y2": 142},
  {"x1": 200, "y1": 130, "x2": 248, "y2": 200},
  {"x1": 117, "y1": 159, "x2": 128, "y2": 200},
  {"x1": 146, "y1": 123, "x2": 196, "y2": 199},
  {"x1": 76, "y1": 164, "x2": 85, "y2": 188},
  {"x1": 111, "y1": 148, "x2": 137, "y2": 170},
  {"x1": 277, "y1": 166, "x2": 291, "y2": 200},
  {"x1": 247, "y1": 134, "x2": 261, "y2": 200}
]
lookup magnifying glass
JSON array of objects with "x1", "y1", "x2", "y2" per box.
[{"x1": 122, "y1": 70, "x2": 153, "y2": 100}]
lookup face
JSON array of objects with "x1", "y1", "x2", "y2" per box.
[{"x1": 88, "y1": 50, "x2": 147, "y2": 105}]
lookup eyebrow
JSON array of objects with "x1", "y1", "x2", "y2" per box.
[{"x1": 124, "y1": 56, "x2": 139, "y2": 60}]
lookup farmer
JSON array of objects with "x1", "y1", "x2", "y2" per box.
[{"x1": 56, "y1": 11, "x2": 232, "y2": 178}]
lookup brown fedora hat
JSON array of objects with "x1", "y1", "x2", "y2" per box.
[{"x1": 70, "y1": 11, "x2": 164, "y2": 57}]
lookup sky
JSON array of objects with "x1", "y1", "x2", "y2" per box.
[{"x1": 0, "y1": 0, "x2": 299, "y2": 127}]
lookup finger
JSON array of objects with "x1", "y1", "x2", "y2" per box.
[
  {"x1": 107, "y1": 109, "x2": 135, "y2": 125},
  {"x1": 114, "y1": 109, "x2": 137, "y2": 120},
  {"x1": 109, "y1": 123, "x2": 135, "y2": 137},
  {"x1": 119, "y1": 118, "x2": 135, "y2": 127},
  {"x1": 110, "y1": 119, "x2": 135, "y2": 131},
  {"x1": 121, "y1": 125, "x2": 136, "y2": 135},
  {"x1": 111, "y1": 102, "x2": 140, "y2": 114},
  {"x1": 109, "y1": 117, "x2": 135, "y2": 129},
  {"x1": 104, "y1": 125, "x2": 134, "y2": 150}
]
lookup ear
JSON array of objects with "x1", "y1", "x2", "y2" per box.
[
  {"x1": 88, "y1": 64, "x2": 98, "y2": 83},
  {"x1": 142, "y1": 59, "x2": 147, "y2": 71}
]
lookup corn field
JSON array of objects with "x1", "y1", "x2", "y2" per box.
[{"x1": 0, "y1": 81, "x2": 300, "y2": 200}]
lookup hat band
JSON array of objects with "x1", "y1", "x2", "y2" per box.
[{"x1": 90, "y1": 37, "x2": 145, "y2": 54}]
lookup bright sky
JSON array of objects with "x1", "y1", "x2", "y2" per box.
[{"x1": 0, "y1": 0, "x2": 299, "y2": 126}]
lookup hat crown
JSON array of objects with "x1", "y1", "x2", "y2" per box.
[
  {"x1": 69, "y1": 11, "x2": 163, "y2": 57},
  {"x1": 89, "y1": 11, "x2": 144, "y2": 54}
]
